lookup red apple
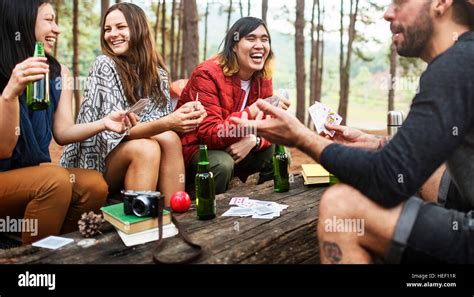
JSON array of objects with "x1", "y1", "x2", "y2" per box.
[{"x1": 170, "y1": 191, "x2": 191, "y2": 213}]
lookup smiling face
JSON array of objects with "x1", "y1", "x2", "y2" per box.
[
  {"x1": 104, "y1": 9, "x2": 130, "y2": 56},
  {"x1": 233, "y1": 25, "x2": 271, "y2": 80},
  {"x1": 35, "y1": 3, "x2": 60, "y2": 54},
  {"x1": 384, "y1": 0, "x2": 434, "y2": 58}
]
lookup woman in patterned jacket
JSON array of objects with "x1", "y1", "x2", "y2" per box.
[{"x1": 61, "y1": 3, "x2": 206, "y2": 206}]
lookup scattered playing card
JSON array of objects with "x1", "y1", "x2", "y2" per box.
[
  {"x1": 308, "y1": 102, "x2": 343, "y2": 137},
  {"x1": 224, "y1": 198, "x2": 288, "y2": 220},
  {"x1": 222, "y1": 207, "x2": 254, "y2": 217},
  {"x1": 230, "y1": 197, "x2": 249, "y2": 206},
  {"x1": 253, "y1": 205, "x2": 275, "y2": 215},
  {"x1": 32, "y1": 236, "x2": 74, "y2": 250},
  {"x1": 230, "y1": 197, "x2": 256, "y2": 208}
]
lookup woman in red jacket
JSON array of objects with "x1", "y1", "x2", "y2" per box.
[{"x1": 178, "y1": 17, "x2": 289, "y2": 194}]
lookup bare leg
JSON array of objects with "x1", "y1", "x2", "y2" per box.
[
  {"x1": 317, "y1": 183, "x2": 403, "y2": 264},
  {"x1": 152, "y1": 131, "x2": 185, "y2": 206},
  {"x1": 104, "y1": 139, "x2": 161, "y2": 193}
]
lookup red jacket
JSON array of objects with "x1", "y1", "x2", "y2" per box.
[{"x1": 177, "y1": 59, "x2": 273, "y2": 167}]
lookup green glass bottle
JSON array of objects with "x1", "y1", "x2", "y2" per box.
[
  {"x1": 26, "y1": 42, "x2": 50, "y2": 111},
  {"x1": 273, "y1": 145, "x2": 290, "y2": 193},
  {"x1": 329, "y1": 174, "x2": 339, "y2": 185},
  {"x1": 195, "y1": 145, "x2": 216, "y2": 220}
]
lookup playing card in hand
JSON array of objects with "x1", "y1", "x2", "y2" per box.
[{"x1": 308, "y1": 102, "x2": 343, "y2": 137}]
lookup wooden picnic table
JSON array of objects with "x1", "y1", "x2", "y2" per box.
[{"x1": 0, "y1": 175, "x2": 326, "y2": 264}]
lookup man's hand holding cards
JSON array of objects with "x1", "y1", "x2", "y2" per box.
[{"x1": 308, "y1": 102, "x2": 343, "y2": 137}]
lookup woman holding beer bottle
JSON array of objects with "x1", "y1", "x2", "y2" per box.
[{"x1": 0, "y1": 0, "x2": 136, "y2": 244}]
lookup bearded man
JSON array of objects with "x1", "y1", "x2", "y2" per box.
[{"x1": 232, "y1": 0, "x2": 474, "y2": 264}]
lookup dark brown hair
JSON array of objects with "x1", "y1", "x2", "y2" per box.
[
  {"x1": 452, "y1": 0, "x2": 474, "y2": 29},
  {"x1": 0, "y1": 0, "x2": 60, "y2": 92},
  {"x1": 216, "y1": 17, "x2": 274, "y2": 80},
  {"x1": 101, "y1": 3, "x2": 168, "y2": 105}
]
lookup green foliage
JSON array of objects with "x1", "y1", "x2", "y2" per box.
[{"x1": 55, "y1": 0, "x2": 101, "y2": 78}]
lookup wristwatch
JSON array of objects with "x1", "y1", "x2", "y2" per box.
[{"x1": 253, "y1": 136, "x2": 261, "y2": 151}]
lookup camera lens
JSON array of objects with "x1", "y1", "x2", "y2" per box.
[{"x1": 132, "y1": 196, "x2": 151, "y2": 217}]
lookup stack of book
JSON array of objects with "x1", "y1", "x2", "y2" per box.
[
  {"x1": 101, "y1": 203, "x2": 177, "y2": 246},
  {"x1": 301, "y1": 163, "x2": 331, "y2": 185}
]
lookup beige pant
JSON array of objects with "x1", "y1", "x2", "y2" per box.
[{"x1": 0, "y1": 164, "x2": 108, "y2": 244}]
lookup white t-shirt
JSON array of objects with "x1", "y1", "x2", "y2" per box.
[{"x1": 240, "y1": 80, "x2": 251, "y2": 112}]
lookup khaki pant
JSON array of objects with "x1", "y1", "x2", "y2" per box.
[
  {"x1": 188, "y1": 145, "x2": 275, "y2": 194},
  {"x1": 0, "y1": 164, "x2": 108, "y2": 244}
]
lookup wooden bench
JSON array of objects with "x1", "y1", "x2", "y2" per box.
[{"x1": 0, "y1": 175, "x2": 325, "y2": 264}]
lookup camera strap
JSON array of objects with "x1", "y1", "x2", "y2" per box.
[{"x1": 152, "y1": 199, "x2": 203, "y2": 264}]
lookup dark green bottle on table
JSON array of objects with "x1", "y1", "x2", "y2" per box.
[
  {"x1": 26, "y1": 42, "x2": 50, "y2": 111},
  {"x1": 273, "y1": 145, "x2": 290, "y2": 193},
  {"x1": 329, "y1": 174, "x2": 339, "y2": 185},
  {"x1": 195, "y1": 145, "x2": 216, "y2": 220}
]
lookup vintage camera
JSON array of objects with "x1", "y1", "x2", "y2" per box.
[{"x1": 122, "y1": 190, "x2": 163, "y2": 218}]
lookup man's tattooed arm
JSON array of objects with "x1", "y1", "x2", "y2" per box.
[{"x1": 322, "y1": 241, "x2": 343, "y2": 264}]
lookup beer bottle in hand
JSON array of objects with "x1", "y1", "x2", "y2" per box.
[
  {"x1": 273, "y1": 145, "x2": 290, "y2": 192},
  {"x1": 26, "y1": 42, "x2": 50, "y2": 111},
  {"x1": 195, "y1": 145, "x2": 216, "y2": 220}
]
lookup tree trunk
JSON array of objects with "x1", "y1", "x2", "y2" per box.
[
  {"x1": 338, "y1": 0, "x2": 359, "y2": 125},
  {"x1": 262, "y1": 0, "x2": 268, "y2": 23},
  {"x1": 295, "y1": 0, "x2": 306, "y2": 123},
  {"x1": 53, "y1": 0, "x2": 61, "y2": 58},
  {"x1": 179, "y1": 2, "x2": 185, "y2": 79},
  {"x1": 176, "y1": 1, "x2": 183, "y2": 78},
  {"x1": 73, "y1": 0, "x2": 81, "y2": 120},
  {"x1": 154, "y1": 0, "x2": 161, "y2": 47},
  {"x1": 183, "y1": 0, "x2": 199, "y2": 78},
  {"x1": 248, "y1": 0, "x2": 251, "y2": 16},
  {"x1": 101, "y1": 0, "x2": 109, "y2": 26},
  {"x1": 388, "y1": 42, "x2": 397, "y2": 111},
  {"x1": 170, "y1": 0, "x2": 177, "y2": 80},
  {"x1": 315, "y1": 0, "x2": 324, "y2": 104},
  {"x1": 307, "y1": 0, "x2": 317, "y2": 128},
  {"x1": 203, "y1": 0, "x2": 210, "y2": 61},
  {"x1": 239, "y1": 0, "x2": 244, "y2": 17},
  {"x1": 338, "y1": 0, "x2": 345, "y2": 123},
  {"x1": 227, "y1": 0, "x2": 233, "y2": 32},
  {"x1": 161, "y1": 0, "x2": 167, "y2": 63}
]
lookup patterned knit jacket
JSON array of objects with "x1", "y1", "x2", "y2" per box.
[{"x1": 60, "y1": 55, "x2": 173, "y2": 173}]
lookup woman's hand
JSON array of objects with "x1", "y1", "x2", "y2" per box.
[
  {"x1": 102, "y1": 111, "x2": 139, "y2": 134},
  {"x1": 167, "y1": 102, "x2": 207, "y2": 133},
  {"x1": 2, "y1": 57, "x2": 49, "y2": 100}
]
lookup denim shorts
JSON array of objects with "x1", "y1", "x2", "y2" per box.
[{"x1": 385, "y1": 170, "x2": 474, "y2": 264}]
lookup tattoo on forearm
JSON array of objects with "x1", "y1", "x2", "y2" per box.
[{"x1": 322, "y1": 241, "x2": 343, "y2": 264}]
